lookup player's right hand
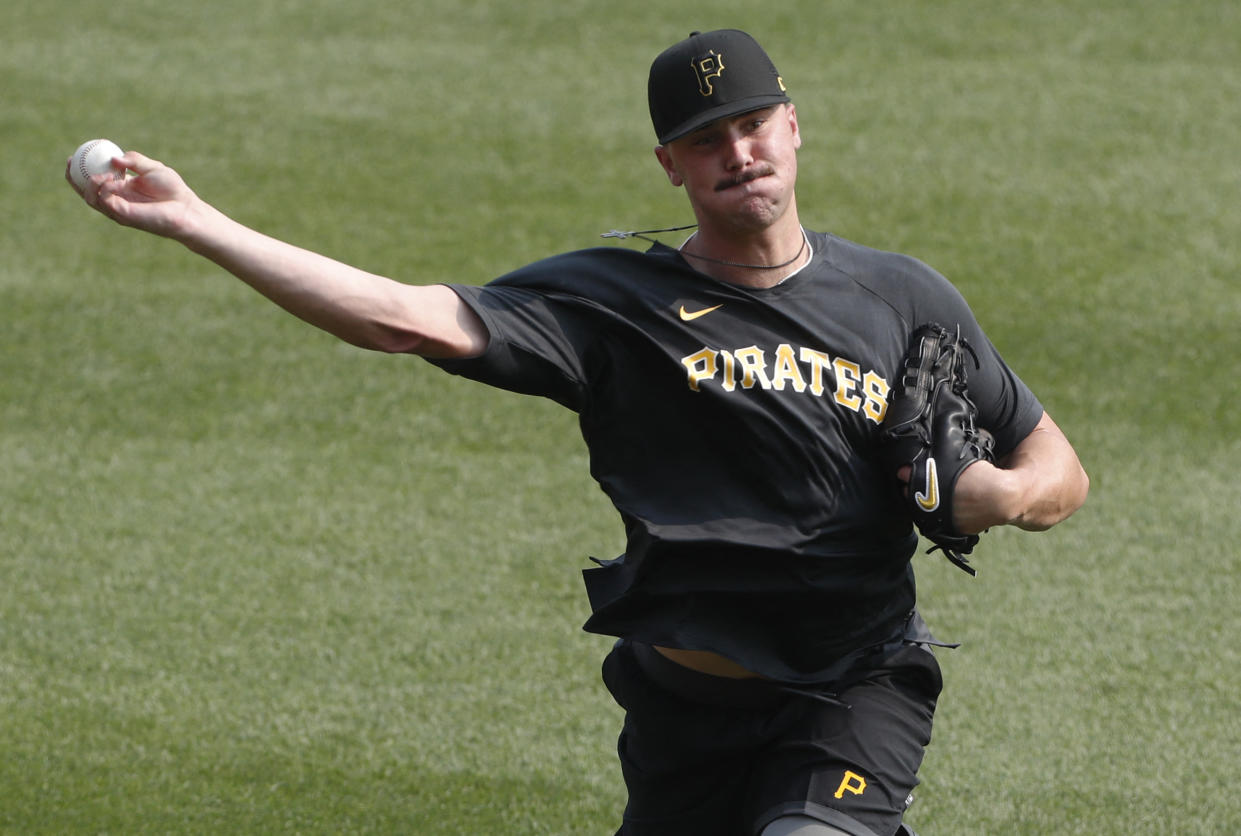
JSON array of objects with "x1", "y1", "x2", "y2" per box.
[{"x1": 66, "y1": 151, "x2": 200, "y2": 240}]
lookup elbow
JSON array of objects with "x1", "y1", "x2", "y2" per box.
[
  {"x1": 1064, "y1": 461, "x2": 1091, "y2": 520},
  {"x1": 328, "y1": 323, "x2": 421, "y2": 355},
  {"x1": 362, "y1": 328, "x2": 437, "y2": 356},
  {"x1": 368, "y1": 286, "x2": 489, "y2": 358},
  {"x1": 1018, "y1": 462, "x2": 1090, "y2": 532},
  {"x1": 1058, "y1": 458, "x2": 1091, "y2": 523},
  {"x1": 367, "y1": 323, "x2": 487, "y2": 359},
  {"x1": 370, "y1": 325, "x2": 430, "y2": 355}
]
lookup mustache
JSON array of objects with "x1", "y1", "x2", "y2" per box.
[{"x1": 715, "y1": 166, "x2": 776, "y2": 192}]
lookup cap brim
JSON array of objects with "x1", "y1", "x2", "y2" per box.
[{"x1": 656, "y1": 94, "x2": 791, "y2": 145}]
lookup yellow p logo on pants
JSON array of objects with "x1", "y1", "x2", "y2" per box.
[{"x1": 833, "y1": 770, "x2": 867, "y2": 799}]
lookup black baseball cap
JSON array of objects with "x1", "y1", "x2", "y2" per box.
[{"x1": 648, "y1": 29, "x2": 790, "y2": 145}]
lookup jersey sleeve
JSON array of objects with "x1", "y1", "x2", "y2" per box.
[
  {"x1": 893, "y1": 256, "x2": 1044, "y2": 456},
  {"x1": 424, "y1": 282, "x2": 593, "y2": 412},
  {"x1": 956, "y1": 319, "x2": 1044, "y2": 457},
  {"x1": 828, "y1": 235, "x2": 1044, "y2": 458}
]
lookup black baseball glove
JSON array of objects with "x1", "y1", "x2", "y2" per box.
[{"x1": 881, "y1": 323, "x2": 995, "y2": 575}]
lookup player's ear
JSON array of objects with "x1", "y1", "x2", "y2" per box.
[
  {"x1": 654, "y1": 145, "x2": 683, "y2": 187},
  {"x1": 786, "y1": 104, "x2": 802, "y2": 151}
]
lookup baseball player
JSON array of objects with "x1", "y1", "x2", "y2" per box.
[{"x1": 68, "y1": 28, "x2": 1087, "y2": 836}]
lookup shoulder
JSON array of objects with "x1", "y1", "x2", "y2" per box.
[
  {"x1": 806, "y1": 230, "x2": 968, "y2": 324},
  {"x1": 810, "y1": 231, "x2": 949, "y2": 289},
  {"x1": 489, "y1": 245, "x2": 685, "y2": 294},
  {"x1": 464, "y1": 243, "x2": 706, "y2": 325}
]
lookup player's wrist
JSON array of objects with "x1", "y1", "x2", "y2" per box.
[
  {"x1": 951, "y1": 460, "x2": 1021, "y2": 534},
  {"x1": 174, "y1": 199, "x2": 233, "y2": 252},
  {"x1": 990, "y1": 467, "x2": 1028, "y2": 529}
]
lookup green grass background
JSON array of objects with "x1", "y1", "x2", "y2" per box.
[{"x1": 4, "y1": 0, "x2": 1239, "y2": 833}]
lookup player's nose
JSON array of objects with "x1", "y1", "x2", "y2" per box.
[{"x1": 721, "y1": 135, "x2": 755, "y2": 170}]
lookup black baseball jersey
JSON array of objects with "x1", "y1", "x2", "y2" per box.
[{"x1": 429, "y1": 229, "x2": 1043, "y2": 682}]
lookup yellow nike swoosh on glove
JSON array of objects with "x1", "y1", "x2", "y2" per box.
[{"x1": 915, "y1": 457, "x2": 940, "y2": 511}]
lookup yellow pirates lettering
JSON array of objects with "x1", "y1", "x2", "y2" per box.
[
  {"x1": 680, "y1": 343, "x2": 889, "y2": 424},
  {"x1": 733, "y1": 346, "x2": 770, "y2": 390},
  {"x1": 682, "y1": 348, "x2": 717, "y2": 392},
  {"x1": 771, "y1": 344, "x2": 807, "y2": 392},
  {"x1": 862, "y1": 371, "x2": 890, "y2": 423},
  {"x1": 719, "y1": 349, "x2": 737, "y2": 392},
  {"x1": 798, "y1": 347, "x2": 832, "y2": 396},
  {"x1": 834, "y1": 770, "x2": 868, "y2": 799},
  {"x1": 832, "y1": 358, "x2": 863, "y2": 411}
]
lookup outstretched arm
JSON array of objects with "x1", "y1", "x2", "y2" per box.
[
  {"x1": 67, "y1": 150, "x2": 487, "y2": 359},
  {"x1": 952, "y1": 410, "x2": 1089, "y2": 534}
]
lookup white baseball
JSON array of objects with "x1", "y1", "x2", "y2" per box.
[{"x1": 69, "y1": 139, "x2": 126, "y2": 190}]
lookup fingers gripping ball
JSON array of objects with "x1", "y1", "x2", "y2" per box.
[
  {"x1": 69, "y1": 139, "x2": 126, "y2": 190},
  {"x1": 881, "y1": 323, "x2": 995, "y2": 575}
]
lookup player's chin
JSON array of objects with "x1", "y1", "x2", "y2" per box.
[{"x1": 729, "y1": 195, "x2": 786, "y2": 230}]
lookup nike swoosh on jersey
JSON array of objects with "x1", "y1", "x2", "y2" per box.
[
  {"x1": 915, "y1": 457, "x2": 940, "y2": 511},
  {"x1": 679, "y1": 304, "x2": 723, "y2": 322}
]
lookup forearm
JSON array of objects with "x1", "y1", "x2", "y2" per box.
[
  {"x1": 77, "y1": 151, "x2": 485, "y2": 359},
  {"x1": 174, "y1": 200, "x2": 433, "y2": 353},
  {"x1": 996, "y1": 419, "x2": 1090, "y2": 530},
  {"x1": 954, "y1": 412, "x2": 1089, "y2": 533}
]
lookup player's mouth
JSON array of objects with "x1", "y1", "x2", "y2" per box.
[{"x1": 715, "y1": 166, "x2": 776, "y2": 192}]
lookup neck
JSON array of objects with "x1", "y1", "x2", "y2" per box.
[{"x1": 681, "y1": 215, "x2": 808, "y2": 288}]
